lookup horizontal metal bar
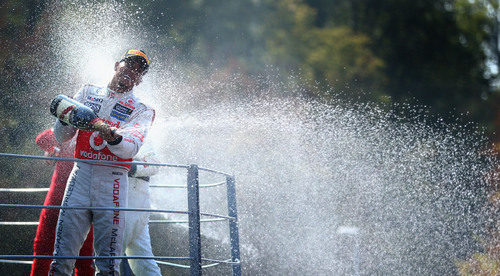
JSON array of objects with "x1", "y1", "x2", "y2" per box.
[
  {"x1": 0, "y1": 204, "x2": 234, "y2": 221},
  {"x1": 200, "y1": 212, "x2": 236, "y2": 221},
  {"x1": 201, "y1": 257, "x2": 241, "y2": 265},
  {"x1": 0, "y1": 258, "x2": 239, "y2": 267},
  {"x1": 150, "y1": 218, "x2": 227, "y2": 224},
  {"x1": 150, "y1": 181, "x2": 226, "y2": 189},
  {"x1": 149, "y1": 185, "x2": 187, "y2": 188},
  {"x1": 0, "y1": 259, "x2": 33, "y2": 264},
  {"x1": 0, "y1": 217, "x2": 228, "y2": 226},
  {"x1": 155, "y1": 260, "x2": 190, "y2": 269},
  {"x1": 155, "y1": 258, "x2": 238, "y2": 270},
  {"x1": 0, "y1": 182, "x2": 224, "y2": 193},
  {"x1": 0, "y1": 255, "x2": 191, "y2": 260},
  {"x1": 198, "y1": 181, "x2": 226, "y2": 187},
  {"x1": 0, "y1": 153, "x2": 189, "y2": 168},
  {"x1": 202, "y1": 258, "x2": 235, "y2": 268},
  {"x1": 0, "y1": 188, "x2": 49, "y2": 193},
  {"x1": 0, "y1": 204, "x2": 190, "y2": 214},
  {"x1": 156, "y1": 258, "x2": 238, "y2": 269},
  {"x1": 202, "y1": 262, "x2": 223, "y2": 269},
  {"x1": 0, "y1": 221, "x2": 39, "y2": 226},
  {"x1": 0, "y1": 153, "x2": 234, "y2": 178},
  {"x1": 198, "y1": 166, "x2": 232, "y2": 177}
]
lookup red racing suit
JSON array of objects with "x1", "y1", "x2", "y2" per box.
[
  {"x1": 50, "y1": 84, "x2": 155, "y2": 275},
  {"x1": 31, "y1": 128, "x2": 94, "y2": 276}
]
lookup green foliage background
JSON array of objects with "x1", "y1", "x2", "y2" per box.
[{"x1": 1, "y1": 0, "x2": 499, "y2": 275}]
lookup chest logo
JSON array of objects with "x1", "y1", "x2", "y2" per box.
[
  {"x1": 89, "y1": 131, "x2": 107, "y2": 151},
  {"x1": 111, "y1": 103, "x2": 133, "y2": 121},
  {"x1": 113, "y1": 103, "x2": 133, "y2": 115},
  {"x1": 86, "y1": 96, "x2": 103, "y2": 103},
  {"x1": 84, "y1": 101, "x2": 101, "y2": 113}
]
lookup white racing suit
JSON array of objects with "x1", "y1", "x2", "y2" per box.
[
  {"x1": 50, "y1": 84, "x2": 155, "y2": 276},
  {"x1": 122, "y1": 142, "x2": 162, "y2": 276}
]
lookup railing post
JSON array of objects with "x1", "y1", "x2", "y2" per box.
[
  {"x1": 120, "y1": 255, "x2": 133, "y2": 276},
  {"x1": 187, "y1": 164, "x2": 202, "y2": 275},
  {"x1": 226, "y1": 175, "x2": 241, "y2": 276}
]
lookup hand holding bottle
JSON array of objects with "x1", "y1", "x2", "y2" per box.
[
  {"x1": 50, "y1": 95, "x2": 97, "y2": 130},
  {"x1": 50, "y1": 95, "x2": 121, "y2": 142},
  {"x1": 91, "y1": 120, "x2": 120, "y2": 142}
]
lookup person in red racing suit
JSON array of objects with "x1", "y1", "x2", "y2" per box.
[
  {"x1": 50, "y1": 50, "x2": 155, "y2": 275},
  {"x1": 31, "y1": 128, "x2": 94, "y2": 276}
]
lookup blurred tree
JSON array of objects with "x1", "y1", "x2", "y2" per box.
[
  {"x1": 0, "y1": 1, "x2": 54, "y2": 274},
  {"x1": 315, "y1": 0, "x2": 494, "y2": 128},
  {"x1": 127, "y1": 0, "x2": 269, "y2": 73},
  {"x1": 1, "y1": 0, "x2": 500, "y2": 273},
  {"x1": 124, "y1": 0, "x2": 497, "y2": 128},
  {"x1": 264, "y1": 0, "x2": 386, "y2": 101},
  {"x1": 118, "y1": 0, "x2": 500, "y2": 130},
  {"x1": 0, "y1": 0, "x2": 48, "y2": 151}
]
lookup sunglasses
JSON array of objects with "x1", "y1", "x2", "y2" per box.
[{"x1": 121, "y1": 57, "x2": 149, "y2": 75}]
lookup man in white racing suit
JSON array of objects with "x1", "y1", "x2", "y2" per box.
[
  {"x1": 50, "y1": 50, "x2": 155, "y2": 275},
  {"x1": 121, "y1": 141, "x2": 162, "y2": 276}
]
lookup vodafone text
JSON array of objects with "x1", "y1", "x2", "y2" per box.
[{"x1": 79, "y1": 150, "x2": 118, "y2": 161}]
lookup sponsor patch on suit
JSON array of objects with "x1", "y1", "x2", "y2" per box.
[
  {"x1": 113, "y1": 103, "x2": 133, "y2": 115},
  {"x1": 84, "y1": 101, "x2": 101, "y2": 113},
  {"x1": 110, "y1": 110, "x2": 129, "y2": 121},
  {"x1": 86, "y1": 96, "x2": 103, "y2": 103}
]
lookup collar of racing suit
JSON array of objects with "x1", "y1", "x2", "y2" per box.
[{"x1": 106, "y1": 85, "x2": 134, "y2": 98}]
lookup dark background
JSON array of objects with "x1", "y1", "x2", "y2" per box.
[{"x1": 1, "y1": 0, "x2": 499, "y2": 275}]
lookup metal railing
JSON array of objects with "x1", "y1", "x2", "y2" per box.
[{"x1": 0, "y1": 153, "x2": 241, "y2": 276}]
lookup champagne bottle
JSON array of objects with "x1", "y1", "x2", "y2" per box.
[{"x1": 50, "y1": 95, "x2": 98, "y2": 130}]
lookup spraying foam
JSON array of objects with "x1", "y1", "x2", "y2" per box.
[{"x1": 39, "y1": 2, "x2": 497, "y2": 274}]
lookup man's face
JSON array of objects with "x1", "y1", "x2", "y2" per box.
[{"x1": 111, "y1": 59, "x2": 145, "y2": 92}]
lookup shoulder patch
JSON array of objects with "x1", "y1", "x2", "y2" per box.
[
  {"x1": 82, "y1": 84, "x2": 104, "y2": 95},
  {"x1": 113, "y1": 103, "x2": 134, "y2": 115},
  {"x1": 84, "y1": 101, "x2": 101, "y2": 113},
  {"x1": 86, "y1": 95, "x2": 103, "y2": 103},
  {"x1": 110, "y1": 102, "x2": 133, "y2": 121}
]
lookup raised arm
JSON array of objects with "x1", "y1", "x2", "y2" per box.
[
  {"x1": 35, "y1": 129, "x2": 57, "y2": 152},
  {"x1": 105, "y1": 106, "x2": 155, "y2": 160}
]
